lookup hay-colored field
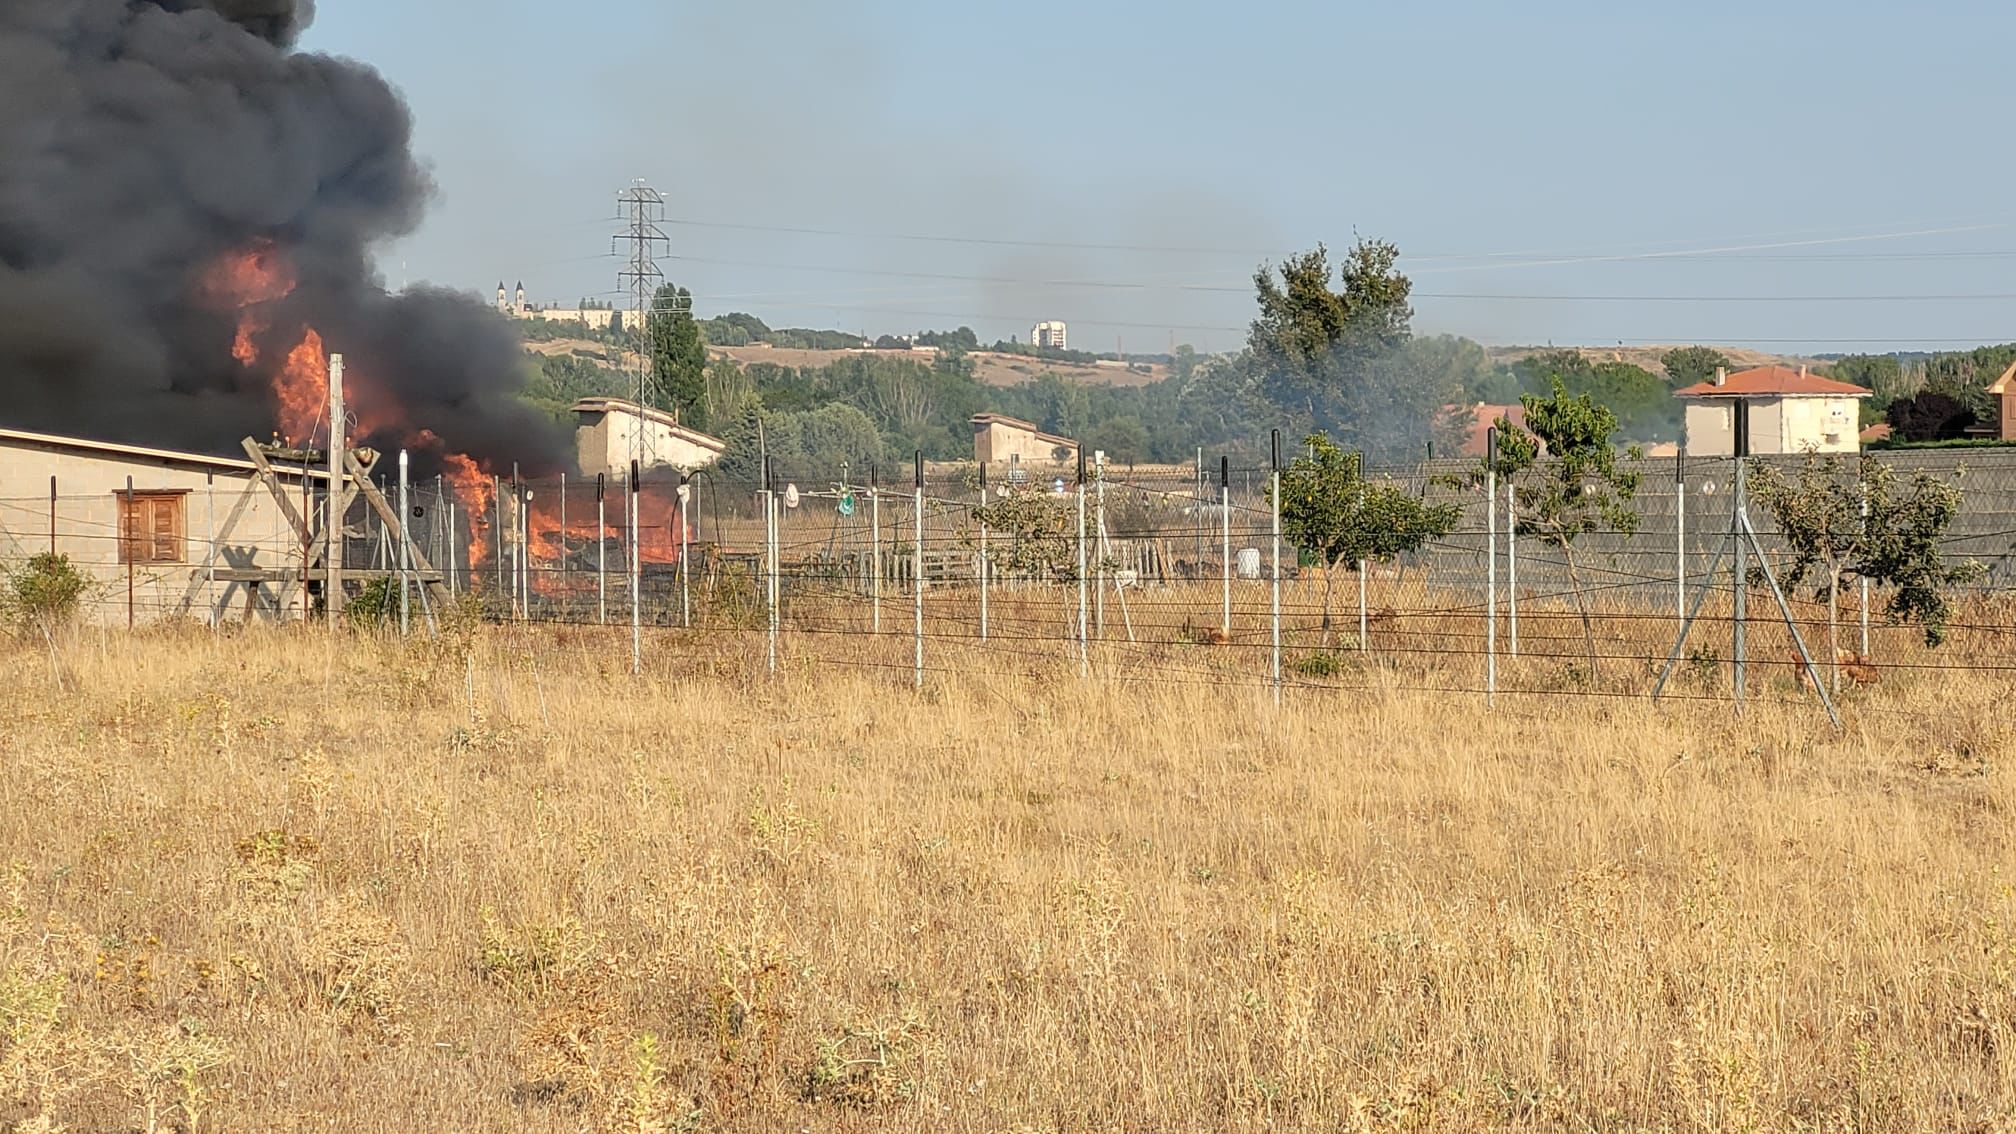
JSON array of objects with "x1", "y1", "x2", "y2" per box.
[{"x1": 1, "y1": 620, "x2": 2012, "y2": 1132}]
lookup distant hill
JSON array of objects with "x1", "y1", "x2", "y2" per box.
[
  {"x1": 1484, "y1": 344, "x2": 1822, "y2": 378},
  {"x1": 707, "y1": 344, "x2": 1169, "y2": 388}
]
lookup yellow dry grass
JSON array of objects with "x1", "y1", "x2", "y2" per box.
[{"x1": 1, "y1": 619, "x2": 2013, "y2": 1132}]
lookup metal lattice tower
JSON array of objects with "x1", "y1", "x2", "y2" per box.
[{"x1": 614, "y1": 181, "x2": 669, "y2": 467}]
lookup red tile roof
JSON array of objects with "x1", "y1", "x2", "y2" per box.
[
  {"x1": 1453, "y1": 403, "x2": 1526, "y2": 458},
  {"x1": 1860, "y1": 422, "x2": 1892, "y2": 444},
  {"x1": 1674, "y1": 366, "x2": 1872, "y2": 399}
]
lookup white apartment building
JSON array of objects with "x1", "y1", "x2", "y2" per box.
[{"x1": 1030, "y1": 321, "x2": 1069, "y2": 351}]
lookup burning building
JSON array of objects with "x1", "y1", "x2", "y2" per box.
[{"x1": 0, "y1": 0, "x2": 573, "y2": 589}]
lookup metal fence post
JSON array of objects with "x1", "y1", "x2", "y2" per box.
[
  {"x1": 1270, "y1": 430, "x2": 1282, "y2": 705},
  {"x1": 1358, "y1": 558, "x2": 1368, "y2": 653},
  {"x1": 206, "y1": 472, "x2": 217, "y2": 629},
  {"x1": 1732, "y1": 401, "x2": 1750, "y2": 709},
  {"x1": 978, "y1": 463, "x2": 990, "y2": 642},
  {"x1": 629, "y1": 459, "x2": 641, "y2": 677},
  {"x1": 1077, "y1": 451, "x2": 1090, "y2": 679},
  {"x1": 1094, "y1": 451, "x2": 1107, "y2": 640},
  {"x1": 1859, "y1": 475, "x2": 1870, "y2": 658},
  {"x1": 493, "y1": 475, "x2": 506, "y2": 601},
  {"x1": 1220, "y1": 456, "x2": 1231, "y2": 640},
  {"x1": 680, "y1": 473, "x2": 692, "y2": 630},
  {"x1": 1506, "y1": 476, "x2": 1519, "y2": 657},
  {"x1": 123, "y1": 475, "x2": 135, "y2": 629},
  {"x1": 766, "y1": 456, "x2": 779, "y2": 678},
  {"x1": 596, "y1": 474, "x2": 607, "y2": 624},
  {"x1": 870, "y1": 466, "x2": 882, "y2": 634},
  {"x1": 1676, "y1": 445, "x2": 1688, "y2": 622},
  {"x1": 913, "y1": 451, "x2": 925, "y2": 690},
  {"x1": 1486, "y1": 426, "x2": 1497, "y2": 707},
  {"x1": 558, "y1": 472, "x2": 568, "y2": 614},
  {"x1": 398, "y1": 450, "x2": 411, "y2": 636}
]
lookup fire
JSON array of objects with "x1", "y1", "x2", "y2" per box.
[
  {"x1": 197, "y1": 240, "x2": 560, "y2": 581},
  {"x1": 199, "y1": 240, "x2": 297, "y2": 310},
  {"x1": 273, "y1": 328, "x2": 330, "y2": 445}
]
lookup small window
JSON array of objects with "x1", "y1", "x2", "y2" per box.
[{"x1": 116, "y1": 490, "x2": 188, "y2": 565}]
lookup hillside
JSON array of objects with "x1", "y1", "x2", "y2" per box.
[
  {"x1": 711, "y1": 344, "x2": 1170, "y2": 388},
  {"x1": 1484, "y1": 344, "x2": 1821, "y2": 378}
]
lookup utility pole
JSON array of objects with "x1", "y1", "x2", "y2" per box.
[{"x1": 327, "y1": 354, "x2": 345, "y2": 624}]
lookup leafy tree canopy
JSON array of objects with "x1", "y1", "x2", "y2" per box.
[{"x1": 1659, "y1": 346, "x2": 1731, "y2": 388}]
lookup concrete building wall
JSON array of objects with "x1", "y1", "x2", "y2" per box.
[
  {"x1": 975, "y1": 421, "x2": 1077, "y2": 466},
  {"x1": 1684, "y1": 401, "x2": 1736, "y2": 456},
  {"x1": 0, "y1": 441, "x2": 314, "y2": 624},
  {"x1": 1684, "y1": 396, "x2": 1863, "y2": 456},
  {"x1": 1775, "y1": 395, "x2": 1859, "y2": 453},
  {"x1": 576, "y1": 410, "x2": 723, "y2": 478},
  {"x1": 530, "y1": 308, "x2": 626, "y2": 332}
]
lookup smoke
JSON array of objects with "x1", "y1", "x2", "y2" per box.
[{"x1": 0, "y1": 0, "x2": 569, "y2": 474}]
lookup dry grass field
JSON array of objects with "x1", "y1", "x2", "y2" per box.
[{"x1": 1, "y1": 618, "x2": 2013, "y2": 1132}]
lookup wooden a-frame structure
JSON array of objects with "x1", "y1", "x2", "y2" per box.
[{"x1": 174, "y1": 438, "x2": 452, "y2": 621}]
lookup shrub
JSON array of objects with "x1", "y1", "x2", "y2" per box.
[
  {"x1": 344, "y1": 575, "x2": 397, "y2": 628},
  {"x1": 1, "y1": 553, "x2": 93, "y2": 633}
]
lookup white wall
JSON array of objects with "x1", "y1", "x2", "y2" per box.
[
  {"x1": 1684, "y1": 397, "x2": 1862, "y2": 456},
  {"x1": 577, "y1": 412, "x2": 722, "y2": 478},
  {"x1": 0, "y1": 442, "x2": 315, "y2": 624}
]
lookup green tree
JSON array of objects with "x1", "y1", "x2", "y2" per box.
[
  {"x1": 1659, "y1": 346, "x2": 1731, "y2": 388},
  {"x1": 1492, "y1": 379, "x2": 1644, "y2": 673},
  {"x1": 648, "y1": 284, "x2": 706, "y2": 426},
  {"x1": 1512, "y1": 351, "x2": 1676, "y2": 441},
  {"x1": 1088, "y1": 415, "x2": 1149, "y2": 464},
  {"x1": 1247, "y1": 239, "x2": 1437, "y2": 461},
  {"x1": 1275, "y1": 433, "x2": 1460, "y2": 644},
  {"x1": 1751, "y1": 455, "x2": 1984, "y2": 674}
]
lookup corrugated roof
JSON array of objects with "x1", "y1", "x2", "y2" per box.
[{"x1": 1674, "y1": 366, "x2": 1871, "y2": 399}]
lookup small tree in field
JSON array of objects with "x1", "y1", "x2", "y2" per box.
[
  {"x1": 962, "y1": 487, "x2": 1080, "y2": 582},
  {"x1": 1275, "y1": 433, "x2": 1460, "y2": 645},
  {"x1": 1493, "y1": 379, "x2": 1643, "y2": 673},
  {"x1": 1750, "y1": 453, "x2": 1983, "y2": 688}
]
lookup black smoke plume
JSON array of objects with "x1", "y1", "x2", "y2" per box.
[{"x1": 0, "y1": 0, "x2": 569, "y2": 474}]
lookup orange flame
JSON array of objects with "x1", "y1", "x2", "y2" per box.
[
  {"x1": 199, "y1": 240, "x2": 297, "y2": 310},
  {"x1": 200, "y1": 241, "x2": 524, "y2": 577},
  {"x1": 273, "y1": 329, "x2": 330, "y2": 445}
]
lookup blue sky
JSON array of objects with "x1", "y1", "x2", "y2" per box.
[{"x1": 303, "y1": 0, "x2": 2015, "y2": 353}]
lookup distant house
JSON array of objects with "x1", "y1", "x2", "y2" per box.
[
  {"x1": 1450, "y1": 403, "x2": 1528, "y2": 458},
  {"x1": 1991, "y1": 362, "x2": 2016, "y2": 441},
  {"x1": 971, "y1": 413, "x2": 1078, "y2": 467},
  {"x1": 573, "y1": 398, "x2": 725, "y2": 478},
  {"x1": 1674, "y1": 366, "x2": 1871, "y2": 456}
]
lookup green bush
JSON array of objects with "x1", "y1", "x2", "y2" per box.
[
  {"x1": 344, "y1": 575, "x2": 398, "y2": 628},
  {"x1": 2, "y1": 553, "x2": 93, "y2": 632}
]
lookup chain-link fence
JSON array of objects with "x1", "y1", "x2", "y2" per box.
[{"x1": 5, "y1": 448, "x2": 2013, "y2": 702}]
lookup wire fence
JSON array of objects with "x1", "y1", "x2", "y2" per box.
[{"x1": 5, "y1": 447, "x2": 2015, "y2": 715}]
